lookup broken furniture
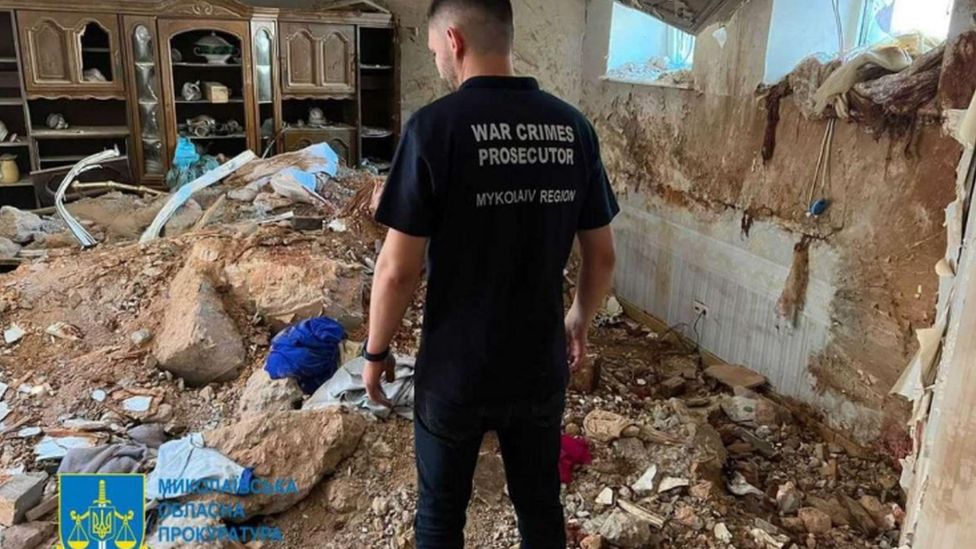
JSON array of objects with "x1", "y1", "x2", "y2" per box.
[{"x1": 0, "y1": 0, "x2": 399, "y2": 196}]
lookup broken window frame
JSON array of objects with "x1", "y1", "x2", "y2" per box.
[{"x1": 604, "y1": 1, "x2": 697, "y2": 88}]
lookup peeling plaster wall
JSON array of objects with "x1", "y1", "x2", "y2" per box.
[
  {"x1": 387, "y1": 0, "x2": 587, "y2": 123},
  {"x1": 583, "y1": 0, "x2": 960, "y2": 441}
]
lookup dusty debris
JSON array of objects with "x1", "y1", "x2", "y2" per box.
[
  {"x1": 0, "y1": 472, "x2": 48, "y2": 526},
  {"x1": 237, "y1": 369, "x2": 304, "y2": 416},
  {"x1": 141, "y1": 150, "x2": 257, "y2": 243},
  {"x1": 224, "y1": 246, "x2": 364, "y2": 331},
  {"x1": 583, "y1": 409, "x2": 635, "y2": 443},
  {"x1": 44, "y1": 322, "x2": 83, "y2": 341},
  {"x1": 0, "y1": 520, "x2": 54, "y2": 549},
  {"x1": 598, "y1": 508, "x2": 652, "y2": 549},
  {"x1": 0, "y1": 208, "x2": 48, "y2": 245},
  {"x1": 799, "y1": 506, "x2": 831, "y2": 534},
  {"x1": 0, "y1": 170, "x2": 908, "y2": 548},
  {"x1": 153, "y1": 239, "x2": 246, "y2": 386},
  {"x1": 4, "y1": 323, "x2": 25, "y2": 345},
  {"x1": 776, "y1": 481, "x2": 802, "y2": 515},
  {"x1": 202, "y1": 407, "x2": 366, "y2": 519}
]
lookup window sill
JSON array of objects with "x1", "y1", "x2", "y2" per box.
[{"x1": 600, "y1": 74, "x2": 696, "y2": 91}]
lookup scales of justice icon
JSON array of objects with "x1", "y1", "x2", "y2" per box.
[{"x1": 64, "y1": 479, "x2": 139, "y2": 549}]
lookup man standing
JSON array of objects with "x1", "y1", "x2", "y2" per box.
[{"x1": 363, "y1": 0, "x2": 618, "y2": 547}]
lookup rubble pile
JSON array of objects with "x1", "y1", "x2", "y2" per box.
[{"x1": 0, "y1": 159, "x2": 904, "y2": 548}]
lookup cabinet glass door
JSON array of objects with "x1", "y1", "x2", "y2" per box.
[{"x1": 132, "y1": 24, "x2": 164, "y2": 176}]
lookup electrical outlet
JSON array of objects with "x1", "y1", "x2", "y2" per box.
[{"x1": 693, "y1": 300, "x2": 709, "y2": 317}]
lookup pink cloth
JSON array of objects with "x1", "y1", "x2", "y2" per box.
[{"x1": 559, "y1": 434, "x2": 592, "y2": 484}]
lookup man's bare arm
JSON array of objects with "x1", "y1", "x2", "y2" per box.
[
  {"x1": 565, "y1": 225, "x2": 616, "y2": 370},
  {"x1": 364, "y1": 228, "x2": 428, "y2": 405}
]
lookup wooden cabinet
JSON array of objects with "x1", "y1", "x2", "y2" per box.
[
  {"x1": 279, "y1": 22, "x2": 355, "y2": 98},
  {"x1": 16, "y1": 10, "x2": 124, "y2": 98},
  {"x1": 283, "y1": 127, "x2": 356, "y2": 166},
  {"x1": 0, "y1": 0, "x2": 397, "y2": 187},
  {"x1": 157, "y1": 18, "x2": 257, "y2": 162}
]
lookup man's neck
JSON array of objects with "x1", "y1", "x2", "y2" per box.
[{"x1": 458, "y1": 55, "x2": 515, "y2": 86}]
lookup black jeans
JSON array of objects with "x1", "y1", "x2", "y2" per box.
[{"x1": 413, "y1": 390, "x2": 567, "y2": 549}]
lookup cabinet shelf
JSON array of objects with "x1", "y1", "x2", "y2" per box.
[
  {"x1": 0, "y1": 139, "x2": 30, "y2": 148},
  {"x1": 175, "y1": 98, "x2": 244, "y2": 104},
  {"x1": 41, "y1": 154, "x2": 88, "y2": 163},
  {"x1": 360, "y1": 64, "x2": 392, "y2": 70},
  {"x1": 32, "y1": 126, "x2": 129, "y2": 139},
  {"x1": 0, "y1": 178, "x2": 33, "y2": 188},
  {"x1": 82, "y1": 48, "x2": 111, "y2": 54},
  {"x1": 181, "y1": 133, "x2": 246, "y2": 140},
  {"x1": 0, "y1": 97, "x2": 24, "y2": 105},
  {"x1": 0, "y1": 57, "x2": 17, "y2": 64},
  {"x1": 173, "y1": 62, "x2": 242, "y2": 68}
]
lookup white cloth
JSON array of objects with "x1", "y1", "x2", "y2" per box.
[
  {"x1": 303, "y1": 356, "x2": 415, "y2": 420},
  {"x1": 147, "y1": 433, "x2": 247, "y2": 500}
]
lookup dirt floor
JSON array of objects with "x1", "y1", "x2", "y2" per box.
[{"x1": 0, "y1": 170, "x2": 904, "y2": 549}]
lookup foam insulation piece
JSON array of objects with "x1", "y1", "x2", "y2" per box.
[
  {"x1": 959, "y1": 91, "x2": 976, "y2": 149},
  {"x1": 813, "y1": 47, "x2": 913, "y2": 115},
  {"x1": 891, "y1": 315, "x2": 946, "y2": 401}
]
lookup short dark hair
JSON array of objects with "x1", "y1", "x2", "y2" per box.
[{"x1": 427, "y1": 0, "x2": 514, "y2": 54}]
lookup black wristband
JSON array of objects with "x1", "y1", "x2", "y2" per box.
[{"x1": 361, "y1": 338, "x2": 391, "y2": 362}]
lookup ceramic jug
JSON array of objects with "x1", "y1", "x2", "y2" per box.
[{"x1": 0, "y1": 154, "x2": 20, "y2": 184}]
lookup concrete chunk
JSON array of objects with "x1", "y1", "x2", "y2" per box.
[
  {"x1": 0, "y1": 473, "x2": 48, "y2": 526},
  {"x1": 153, "y1": 240, "x2": 245, "y2": 386},
  {"x1": 0, "y1": 521, "x2": 55, "y2": 549}
]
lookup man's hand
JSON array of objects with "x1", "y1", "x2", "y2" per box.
[
  {"x1": 565, "y1": 306, "x2": 588, "y2": 372},
  {"x1": 364, "y1": 354, "x2": 397, "y2": 407}
]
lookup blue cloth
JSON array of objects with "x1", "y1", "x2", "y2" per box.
[
  {"x1": 173, "y1": 137, "x2": 199, "y2": 169},
  {"x1": 303, "y1": 143, "x2": 340, "y2": 178},
  {"x1": 265, "y1": 318, "x2": 345, "y2": 393}
]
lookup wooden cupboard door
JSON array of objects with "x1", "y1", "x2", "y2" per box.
[
  {"x1": 319, "y1": 24, "x2": 355, "y2": 95},
  {"x1": 280, "y1": 22, "x2": 317, "y2": 95},
  {"x1": 18, "y1": 11, "x2": 74, "y2": 88},
  {"x1": 279, "y1": 22, "x2": 355, "y2": 98},
  {"x1": 17, "y1": 10, "x2": 124, "y2": 98}
]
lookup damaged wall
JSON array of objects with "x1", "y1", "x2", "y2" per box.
[
  {"x1": 388, "y1": 0, "x2": 587, "y2": 121},
  {"x1": 582, "y1": 0, "x2": 962, "y2": 441}
]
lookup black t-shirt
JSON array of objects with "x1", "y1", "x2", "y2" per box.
[{"x1": 375, "y1": 76, "x2": 619, "y2": 404}]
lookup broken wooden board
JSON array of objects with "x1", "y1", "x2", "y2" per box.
[
  {"x1": 705, "y1": 363, "x2": 767, "y2": 390},
  {"x1": 617, "y1": 499, "x2": 666, "y2": 529}
]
